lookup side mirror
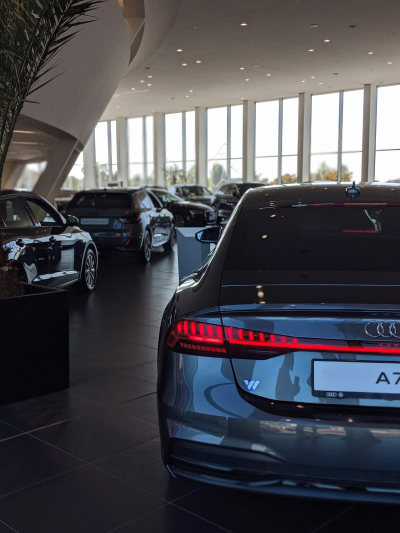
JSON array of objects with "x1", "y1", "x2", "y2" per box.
[
  {"x1": 195, "y1": 226, "x2": 222, "y2": 244},
  {"x1": 232, "y1": 188, "x2": 240, "y2": 199},
  {"x1": 66, "y1": 214, "x2": 79, "y2": 226}
]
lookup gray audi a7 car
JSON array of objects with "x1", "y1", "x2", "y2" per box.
[{"x1": 158, "y1": 182, "x2": 400, "y2": 503}]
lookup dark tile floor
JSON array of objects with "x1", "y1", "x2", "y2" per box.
[{"x1": 0, "y1": 249, "x2": 398, "y2": 532}]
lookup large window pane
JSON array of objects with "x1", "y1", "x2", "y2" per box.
[
  {"x1": 376, "y1": 85, "x2": 400, "y2": 151},
  {"x1": 281, "y1": 156, "x2": 297, "y2": 182},
  {"x1": 282, "y1": 98, "x2": 298, "y2": 156},
  {"x1": 230, "y1": 158, "x2": 242, "y2": 182},
  {"x1": 231, "y1": 105, "x2": 243, "y2": 159},
  {"x1": 186, "y1": 161, "x2": 196, "y2": 183},
  {"x1": 208, "y1": 107, "x2": 227, "y2": 161},
  {"x1": 165, "y1": 113, "x2": 182, "y2": 163},
  {"x1": 129, "y1": 163, "x2": 144, "y2": 186},
  {"x1": 146, "y1": 163, "x2": 154, "y2": 185},
  {"x1": 128, "y1": 118, "x2": 143, "y2": 163},
  {"x1": 186, "y1": 111, "x2": 195, "y2": 162},
  {"x1": 341, "y1": 152, "x2": 362, "y2": 182},
  {"x1": 310, "y1": 154, "x2": 338, "y2": 181},
  {"x1": 255, "y1": 157, "x2": 278, "y2": 185},
  {"x1": 208, "y1": 160, "x2": 227, "y2": 190},
  {"x1": 95, "y1": 122, "x2": 108, "y2": 165},
  {"x1": 16, "y1": 162, "x2": 47, "y2": 190},
  {"x1": 342, "y1": 90, "x2": 363, "y2": 153},
  {"x1": 145, "y1": 116, "x2": 154, "y2": 164},
  {"x1": 311, "y1": 93, "x2": 339, "y2": 154},
  {"x1": 255, "y1": 101, "x2": 279, "y2": 157},
  {"x1": 111, "y1": 120, "x2": 117, "y2": 167},
  {"x1": 375, "y1": 150, "x2": 400, "y2": 182}
]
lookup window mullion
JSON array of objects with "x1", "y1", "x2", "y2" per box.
[
  {"x1": 143, "y1": 117, "x2": 147, "y2": 185},
  {"x1": 107, "y1": 121, "x2": 113, "y2": 182},
  {"x1": 337, "y1": 91, "x2": 344, "y2": 183},
  {"x1": 182, "y1": 112, "x2": 187, "y2": 173},
  {"x1": 278, "y1": 98, "x2": 283, "y2": 184}
]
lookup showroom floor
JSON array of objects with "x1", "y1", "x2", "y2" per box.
[{"x1": 0, "y1": 248, "x2": 398, "y2": 532}]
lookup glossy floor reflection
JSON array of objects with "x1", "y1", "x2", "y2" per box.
[{"x1": 0, "y1": 249, "x2": 398, "y2": 532}]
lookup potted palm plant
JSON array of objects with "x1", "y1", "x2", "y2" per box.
[{"x1": 0, "y1": 0, "x2": 102, "y2": 405}]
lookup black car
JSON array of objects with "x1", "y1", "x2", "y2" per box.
[
  {"x1": 147, "y1": 188, "x2": 216, "y2": 227},
  {"x1": 0, "y1": 190, "x2": 98, "y2": 292},
  {"x1": 66, "y1": 188, "x2": 174, "y2": 263},
  {"x1": 158, "y1": 182, "x2": 400, "y2": 503},
  {"x1": 168, "y1": 185, "x2": 213, "y2": 206},
  {"x1": 211, "y1": 181, "x2": 264, "y2": 221}
]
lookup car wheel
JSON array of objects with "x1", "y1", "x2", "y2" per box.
[
  {"x1": 134, "y1": 229, "x2": 152, "y2": 263},
  {"x1": 164, "y1": 224, "x2": 176, "y2": 251},
  {"x1": 74, "y1": 248, "x2": 97, "y2": 293},
  {"x1": 173, "y1": 214, "x2": 186, "y2": 227}
]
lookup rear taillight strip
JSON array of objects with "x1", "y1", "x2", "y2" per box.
[{"x1": 166, "y1": 321, "x2": 400, "y2": 356}]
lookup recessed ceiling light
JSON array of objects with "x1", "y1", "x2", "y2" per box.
[
  {"x1": 196, "y1": 60, "x2": 202, "y2": 63},
  {"x1": 117, "y1": 106, "x2": 120, "y2": 108},
  {"x1": 308, "y1": 49, "x2": 314, "y2": 52},
  {"x1": 324, "y1": 39, "x2": 330, "y2": 42},
  {"x1": 253, "y1": 65, "x2": 259, "y2": 68},
  {"x1": 186, "y1": 95, "x2": 189, "y2": 97},
  {"x1": 388, "y1": 61, "x2": 393, "y2": 64},
  {"x1": 148, "y1": 75, "x2": 153, "y2": 78},
  {"x1": 241, "y1": 97, "x2": 244, "y2": 100},
  {"x1": 189, "y1": 90, "x2": 193, "y2": 92},
  {"x1": 177, "y1": 49, "x2": 183, "y2": 52},
  {"x1": 301, "y1": 80, "x2": 305, "y2": 82},
  {"x1": 140, "y1": 80, "x2": 145, "y2": 83},
  {"x1": 240, "y1": 67, "x2": 245, "y2": 70},
  {"x1": 182, "y1": 63, "x2": 187, "y2": 66},
  {"x1": 368, "y1": 51, "x2": 374, "y2": 55},
  {"x1": 311, "y1": 76, "x2": 315, "y2": 78},
  {"x1": 147, "y1": 83, "x2": 152, "y2": 86},
  {"x1": 245, "y1": 78, "x2": 249, "y2": 81},
  {"x1": 266, "y1": 73, "x2": 271, "y2": 76},
  {"x1": 309, "y1": 24, "x2": 319, "y2": 28},
  {"x1": 319, "y1": 82, "x2": 323, "y2": 84},
  {"x1": 240, "y1": 22, "x2": 248, "y2": 26},
  {"x1": 131, "y1": 87, "x2": 135, "y2": 90}
]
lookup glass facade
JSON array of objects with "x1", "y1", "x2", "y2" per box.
[
  {"x1": 375, "y1": 84, "x2": 400, "y2": 183},
  {"x1": 94, "y1": 120, "x2": 117, "y2": 187},
  {"x1": 310, "y1": 90, "x2": 363, "y2": 182},
  {"x1": 165, "y1": 111, "x2": 196, "y2": 187},
  {"x1": 127, "y1": 116, "x2": 153, "y2": 186},
  {"x1": 255, "y1": 98, "x2": 298, "y2": 185}
]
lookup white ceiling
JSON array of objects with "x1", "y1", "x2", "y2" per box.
[{"x1": 102, "y1": 0, "x2": 400, "y2": 121}]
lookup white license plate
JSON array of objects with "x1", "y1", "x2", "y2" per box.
[
  {"x1": 313, "y1": 360, "x2": 400, "y2": 399},
  {"x1": 80, "y1": 218, "x2": 109, "y2": 225}
]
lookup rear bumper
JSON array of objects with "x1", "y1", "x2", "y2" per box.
[
  {"x1": 90, "y1": 231, "x2": 142, "y2": 250},
  {"x1": 158, "y1": 349, "x2": 400, "y2": 503}
]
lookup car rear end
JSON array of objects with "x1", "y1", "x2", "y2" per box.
[
  {"x1": 158, "y1": 185, "x2": 400, "y2": 503},
  {"x1": 66, "y1": 190, "x2": 143, "y2": 251}
]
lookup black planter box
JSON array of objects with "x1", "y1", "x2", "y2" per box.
[{"x1": 0, "y1": 283, "x2": 69, "y2": 406}]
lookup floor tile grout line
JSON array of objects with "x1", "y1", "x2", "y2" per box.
[
  {"x1": 171, "y1": 501, "x2": 234, "y2": 533},
  {"x1": 0, "y1": 465, "x2": 87, "y2": 501},
  {"x1": 70, "y1": 337, "x2": 160, "y2": 359},
  {"x1": 106, "y1": 503, "x2": 171, "y2": 533},
  {"x1": 0, "y1": 519, "x2": 20, "y2": 533},
  {"x1": 90, "y1": 436, "x2": 161, "y2": 465},
  {"x1": 309, "y1": 503, "x2": 357, "y2": 533},
  {"x1": 70, "y1": 363, "x2": 158, "y2": 385}
]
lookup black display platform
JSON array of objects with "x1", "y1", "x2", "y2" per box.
[{"x1": 0, "y1": 283, "x2": 69, "y2": 406}]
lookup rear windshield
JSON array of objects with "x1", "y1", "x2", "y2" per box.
[
  {"x1": 69, "y1": 193, "x2": 132, "y2": 209},
  {"x1": 237, "y1": 183, "x2": 263, "y2": 194},
  {"x1": 182, "y1": 186, "x2": 211, "y2": 196},
  {"x1": 224, "y1": 205, "x2": 400, "y2": 272}
]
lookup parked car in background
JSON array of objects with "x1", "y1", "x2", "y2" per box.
[
  {"x1": 158, "y1": 182, "x2": 400, "y2": 503},
  {"x1": 211, "y1": 181, "x2": 264, "y2": 221},
  {"x1": 66, "y1": 188, "x2": 174, "y2": 263},
  {"x1": 0, "y1": 190, "x2": 98, "y2": 292},
  {"x1": 147, "y1": 188, "x2": 216, "y2": 227},
  {"x1": 168, "y1": 185, "x2": 213, "y2": 206},
  {"x1": 54, "y1": 188, "x2": 76, "y2": 214}
]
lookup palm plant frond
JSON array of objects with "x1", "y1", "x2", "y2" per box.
[{"x1": 0, "y1": 0, "x2": 103, "y2": 189}]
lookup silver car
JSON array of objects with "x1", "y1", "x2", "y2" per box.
[{"x1": 158, "y1": 182, "x2": 400, "y2": 503}]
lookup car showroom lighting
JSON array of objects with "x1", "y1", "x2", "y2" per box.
[
  {"x1": 309, "y1": 23, "x2": 319, "y2": 27},
  {"x1": 368, "y1": 51, "x2": 374, "y2": 54},
  {"x1": 147, "y1": 83, "x2": 152, "y2": 86},
  {"x1": 196, "y1": 60, "x2": 202, "y2": 63},
  {"x1": 308, "y1": 49, "x2": 314, "y2": 52},
  {"x1": 240, "y1": 67, "x2": 245, "y2": 70},
  {"x1": 266, "y1": 73, "x2": 271, "y2": 76},
  {"x1": 189, "y1": 89, "x2": 193, "y2": 92},
  {"x1": 301, "y1": 80, "x2": 305, "y2": 82},
  {"x1": 311, "y1": 76, "x2": 315, "y2": 78},
  {"x1": 245, "y1": 78, "x2": 249, "y2": 81},
  {"x1": 177, "y1": 49, "x2": 183, "y2": 52},
  {"x1": 140, "y1": 80, "x2": 145, "y2": 82},
  {"x1": 319, "y1": 82, "x2": 323, "y2": 84},
  {"x1": 240, "y1": 22, "x2": 248, "y2": 26},
  {"x1": 148, "y1": 75, "x2": 153, "y2": 78},
  {"x1": 388, "y1": 61, "x2": 393, "y2": 64},
  {"x1": 324, "y1": 39, "x2": 330, "y2": 42},
  {"x1": 182, "y1": 63, "x2": 187, "y2": 66}
]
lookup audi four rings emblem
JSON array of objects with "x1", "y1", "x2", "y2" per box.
[{"x1": 365, "y1": 321, "x2": 400, "y2": 338}]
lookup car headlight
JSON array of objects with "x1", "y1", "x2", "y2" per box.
[{"x1": 189, "y1": 209, "x2": 203, "y2": 215}]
